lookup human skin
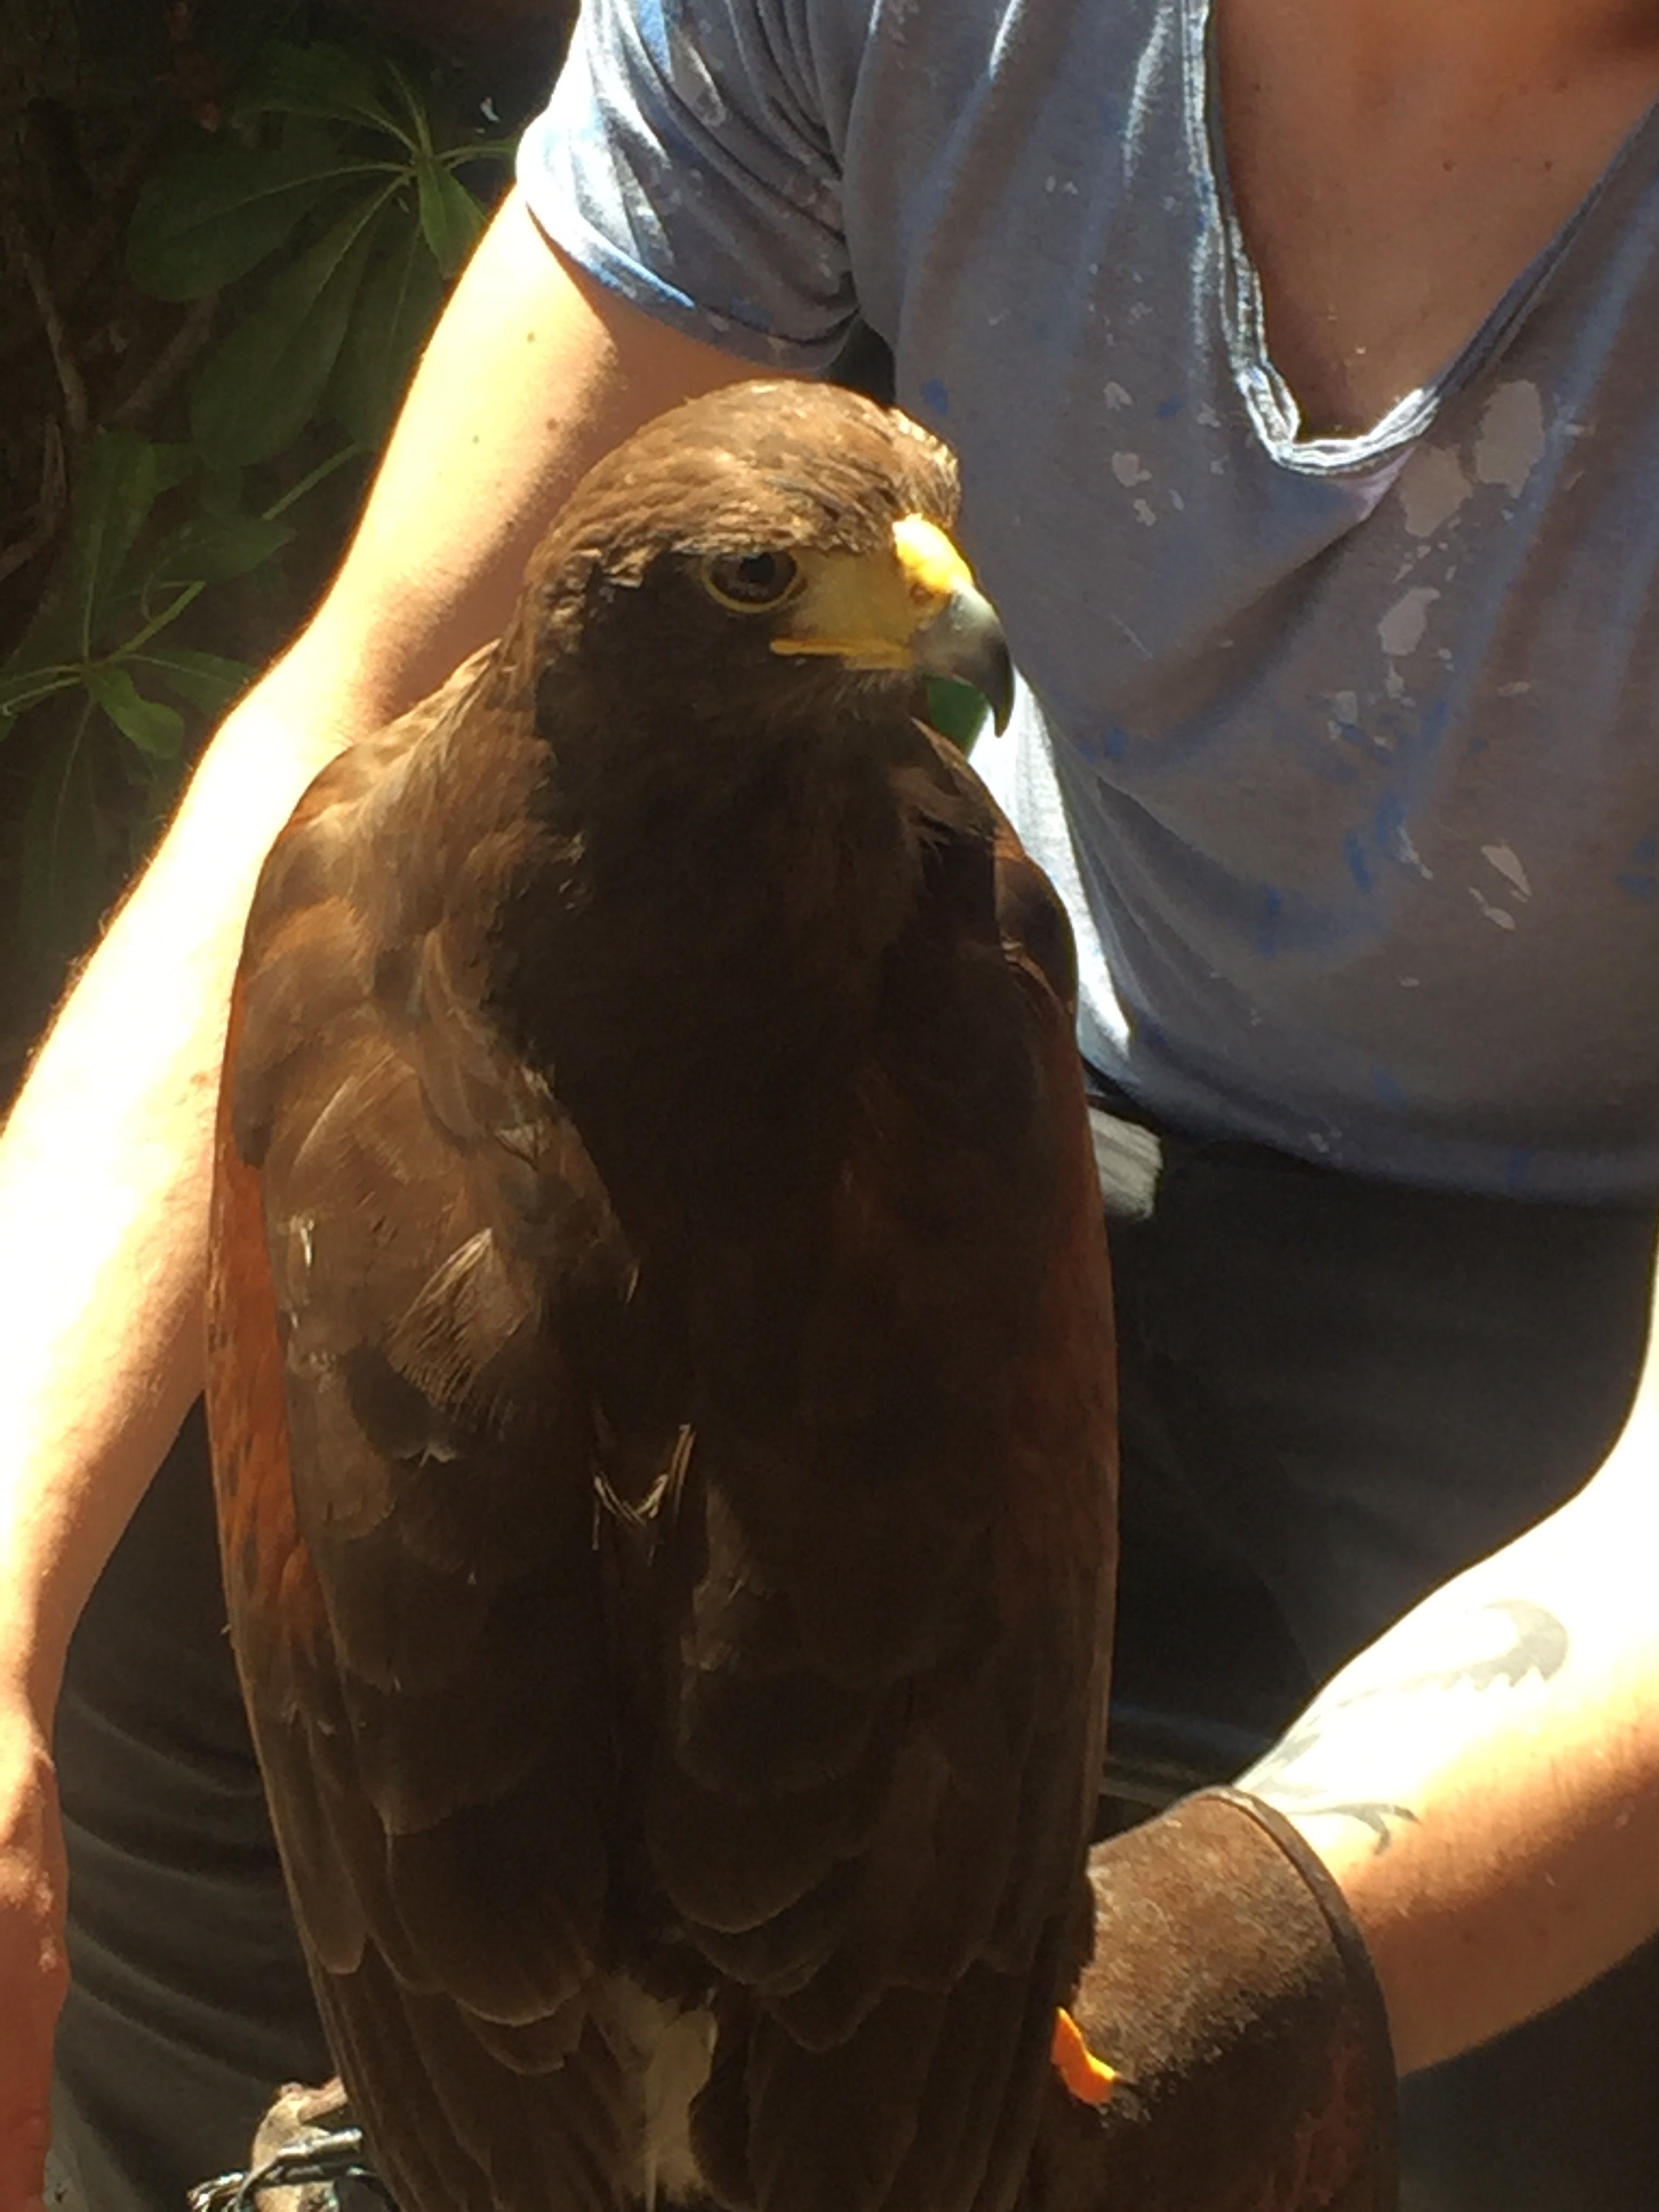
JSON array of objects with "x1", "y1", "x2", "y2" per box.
[
  {"x1": 7, "y1": 4, "x2": 1659, "y2": 2200},
  {"x1": 1214, "y1": 0, "x2": 1659, "y2": 434},
  {"x1": 1242, "y1": 1388, "x2": 1659, "y2": 2073}
]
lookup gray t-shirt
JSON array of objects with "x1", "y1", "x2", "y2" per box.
[{"x1": 519, "y1": 0, "x2": 1659, "y2": 1199}]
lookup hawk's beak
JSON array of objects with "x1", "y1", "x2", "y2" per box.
[
  {"x1": 771, "y1": 514, "x2": 1015, "y2": 732},
  {"x1": 890, "y1": 516, "x2": 1014, "y2": 733},
  {"x1": 908, "y1": 575, "x2": 1014, "y2": 733}
]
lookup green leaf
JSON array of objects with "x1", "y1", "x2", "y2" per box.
[
  {"x1": 415, "y1": 156, "x2": 485, "y2": 279},
  {"x1": 127, "y1": 138, "x2": 369, "y2": 301},
  {"x1": 329, "y1": 207, "x2": 444, "y2": 445},
  {"x1": 65, "y1": 432, "x2": 193, "y2": 653},
  {"x1": 129, "y1": 644, "x2": 251, "y2": 715},
  {"x1": 243, "y1": 39, "x2": 411, "y2": 144},
  {"x1": 84, "y1": 665, "x2": 186, "y2": 758},
  {"x1": 441, "y1": 138, "x2": 520, "y2": 173},
  {"x1": 19, "y1": 707, "x2": 107, "y2": 969},
  {"x1": 0, "y1": 666, "x2": 79, "y2": 724},
  {"x1": 926, "y1": 676, "x2": 989, "y2": 754},
  {"x1": 190, "y1": 195, "x2": 392, "y2": 469},
  {"x1": 149, "y1": 508, "x2": 296, "y2": 586},
  {"x1": 0, "y1": 432, "x2": 184, "y2": 692},
  {"x1": 383, "y1": 56, "x2": 434, "y2": 159},
  {"x1": 119, "y1": 740, "x2": 188, "y2": 863}
]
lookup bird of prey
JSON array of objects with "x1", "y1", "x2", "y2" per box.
[{"x1": 205, "y1": 380, "x2": 1118, "y2": 2212}]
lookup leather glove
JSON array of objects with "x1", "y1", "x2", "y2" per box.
[
  {"x1": 225, "y1": 1789, "x2": 1395, "y2": 2212},
  {"x1": 1027, "y1": 1788, "x2": 1398, "y2": 2212}
]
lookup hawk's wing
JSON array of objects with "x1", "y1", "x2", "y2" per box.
[
  {"x1": 638, "y1": 727, "x2": 1118, "y2": 2212},
  {"x1": 207, "y1": 661, "x2": 650, "y2": 2212},
  {"x1": 209, "y1": 684, "x2": 1114, "y2": 2212}
]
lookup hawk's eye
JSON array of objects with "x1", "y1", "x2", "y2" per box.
[{"x1": 701, "y1": 550, "x2": 802, "y2": 611}]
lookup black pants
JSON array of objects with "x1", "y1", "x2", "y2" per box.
[{"x1": 50, "y1": 1118, "x2": 1659, "y2": 2210}]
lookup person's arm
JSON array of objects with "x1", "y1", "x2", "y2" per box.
[
  {"x1": 0, "y1": 186, "x2": 754, "y2": 2212},
  {"x1": 1239, "y1": 1350, "x2": 1659, "y2": 2074}
]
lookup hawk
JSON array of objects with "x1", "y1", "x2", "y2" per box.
[{"x1": 205, "y1": 380, "x2": 1118, "y2": 2212}]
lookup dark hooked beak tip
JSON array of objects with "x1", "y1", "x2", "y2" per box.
[{"x1": 913, "y1": 582, "x2": 1015, "y2": 733}]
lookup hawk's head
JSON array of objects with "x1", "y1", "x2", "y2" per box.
[{"x1": 510, "y1": 382, "x2": 1012, "y2": 748}]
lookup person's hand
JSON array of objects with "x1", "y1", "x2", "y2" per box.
[
  {"x1": 1029, "y1": 1790, "x2": 1398, "y2": 2211},
  {"x1": 0, "y1": 1695, "x2": 68, "y2": 2212}
]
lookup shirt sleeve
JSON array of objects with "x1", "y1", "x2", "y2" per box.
[{"x1": 516, "y1": 0, "x2": 858, "y2": 369}]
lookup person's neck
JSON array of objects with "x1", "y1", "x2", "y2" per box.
[
  {"x1": 1214, "y1": 0, "x2": 1659, "y2": 436},
  {"x1": 1307, "y1": 0, "x2": 1659, "y2": 82}
]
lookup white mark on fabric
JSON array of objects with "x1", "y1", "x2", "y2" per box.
[
  {"x1": 1391, "y1": 821, "x2": 1433, "y2": 880},
  {"x1": 1473, "y1": 380, "x2": 1545, "y2": 496},
  {"x1": 1469, "y1": 886, "x2": 1517, "y2": 930},
  {"x1": 1168, "y1": 488, "x2": 1185, "y2": 510},
  {"x1": 1134, "y1": 498, "x2": 1157, "y2": 525},
  {"x1": 1112, "y1": 451, "x2": 1152, "y2": 486},
  {"x1": 1496, "y1": 680, "x2": 1533, "y2": 698},
  {"x1": 1378, "y1": 586, "x2": 1440, "y2": 657},
  {"x1": 1482, "y1": 843, "x2": 1531, "y2": 900},
  {"x1": 665, "y1": 28, "x2": 728, "y2": 125},
  {"x1": 1397, "y1": 445, "x2": 1471, "y2": 538},
  {"x1": 1110, "y1": 609, "x2": 1153, "y2": 659},
  {"x1": 1103, "y1": 382, "x2": 1133, "y2": 410}
]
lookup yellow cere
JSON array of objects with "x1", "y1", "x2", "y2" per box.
[
  {"x1": 770, "y1": 514, "x2": 975, "y2": 671},
  {"x1": 890, "y1": 513, "x2": 975, "y2": 609}
]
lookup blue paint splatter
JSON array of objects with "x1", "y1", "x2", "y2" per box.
[
  {"x1": 1370, "y1": 1066, "x2": 1408, "y2": 1110},
  {"x1": 1420, "y1": 695, "x2": 1452, "y2": 749},
  {"x1": 1155, "y1": 395, "x2": 1185, "y2": 419},
  {"x1": 920, "y1": 377, "x2": 949, "y2": 416},
  {"x1": 1099, "y1": 98, "x2": 1124, "y2": 132},
  {"x1": 1504, "y1": 1149, "x2": 1536, "y2": 1195},
  {"x1": 1618, "y1": 834, "x2": 1657, "y2": 901},
  {"x1": 1254, "y1": 885, "x2": 1283, "y2": 959},
  {"x1": 1343, "y1": 831, "x2": 1372, "y2": 892},
  {"x1": 1081, "y1": 724, "x2": 1130, "y2": 772}
]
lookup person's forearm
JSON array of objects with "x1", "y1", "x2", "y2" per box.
[
  {"x1": 0, "y1": 666, "x2": 367, "y2": 1709},
  {"x1": 1239, "y1": 1436, "x2": 1659, "y2": 2073}
]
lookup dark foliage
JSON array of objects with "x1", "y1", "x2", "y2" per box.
[{"x1": 0, "y1": 0, "x2": 569, "y2": 1105}]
